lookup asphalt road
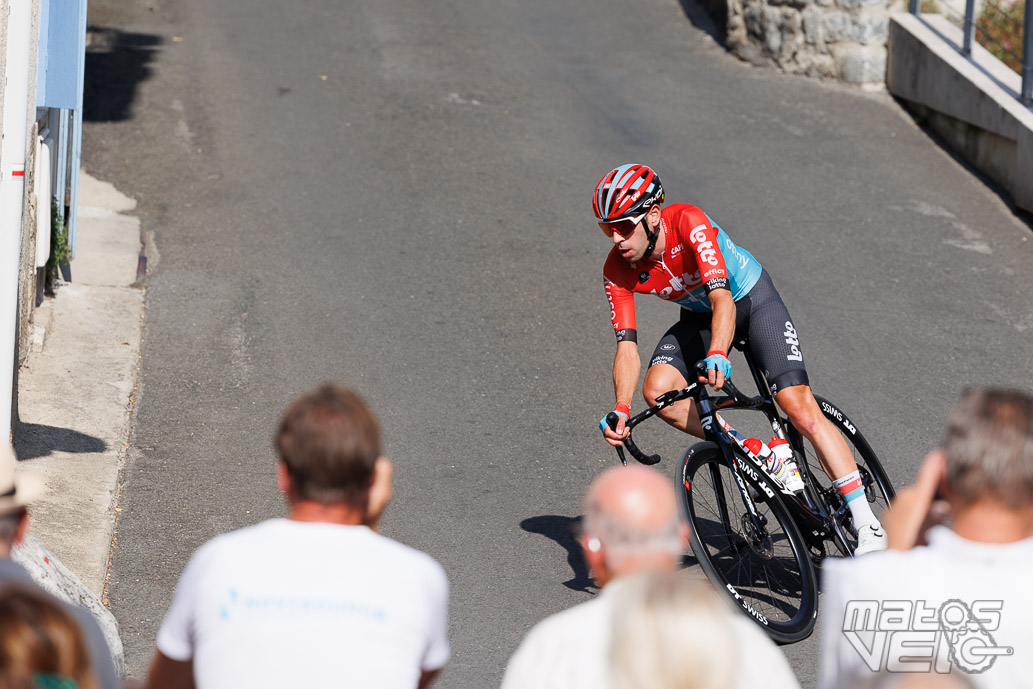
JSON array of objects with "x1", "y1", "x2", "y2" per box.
[{"x1": 81, "y1": 0, "x2": 1033, "y2": 685}]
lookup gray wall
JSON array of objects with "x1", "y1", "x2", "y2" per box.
[{"x1": 705, "y1": 0, "x2": 893, "y2": 82}]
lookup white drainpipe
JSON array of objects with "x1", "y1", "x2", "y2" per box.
[{"x1": 1, "y1": 0, "x2": 34, "y2": 438}]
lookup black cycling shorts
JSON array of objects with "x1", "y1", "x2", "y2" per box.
[{"x1": 648, "y1": 270, "x2": 809, "y2": 396}]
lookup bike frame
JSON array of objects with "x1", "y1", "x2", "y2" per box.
[{"x1": 613, "y1": 350, "x2": 850, "y2": 556}]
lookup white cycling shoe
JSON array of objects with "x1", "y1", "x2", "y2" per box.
[{"x1": 854, "y1": 524, "x2": 888, "y2": 556}]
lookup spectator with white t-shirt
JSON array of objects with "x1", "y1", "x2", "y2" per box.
[
  {"x1": 820, "y1": 387, "x2": 1033, "y2": 689},
  {"x1": 146, "y1": 384, "x2": 449, "y2": 689},
  {"x1": 500, "y1": 464, "x2": 800, "y2": 689}
]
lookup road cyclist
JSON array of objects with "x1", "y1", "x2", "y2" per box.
[{"x1": 594, "y1": 163, "x2": 887, "y2": 556}]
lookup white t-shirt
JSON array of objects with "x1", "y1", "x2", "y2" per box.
[
  {"x1": 157, "y1": 519, "x2": 449, "y2": 689},
  {"x1": 820, "y1": 527, "x2": 1033, "y2": 689},
  {"x1": 500, "y1": 577, "x2": 800, "y2": 689}
]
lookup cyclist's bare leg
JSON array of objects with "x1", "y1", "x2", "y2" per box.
[
  {"x1": 776, "y1": 384, "x2": 885, "y2": 547},
  {"x1": 774, "y1": 384, "x2": 856, "y2": 480},
  {"x1": 642, "y1": 363, "x2": 705, "y2": 437}
]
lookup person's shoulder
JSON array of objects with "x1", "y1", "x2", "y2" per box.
[
  {"x1": 197, "y1": 518, "x2": 281, "y2": 549},
  {"x1": 663, "y1": 204, "x2": 710, "y2": 233},
  {"x1": 727, "y1": 615, "x2": 800, "y2": 688},
  {"x1": 365, "y1": 531, "x2": 448, "y2": 581},
  {"x1": 662, "y1": 202, "x2": 705, "y2": 220},
  {"x1": 522, "y1": 595, "x2": 608, "y2": 645},
  {"x1": 821, "y1": 546, "x2": 940, "y2": 595},
  {"x1": 183, "y1": 519, "x2": 288, "y2": 569},
  {"x1": 0, "y1": 557, "x2": 36, "y2": 586},
  {"x1": 823, "y1": 547, "x2": 916, "y2": 575}
]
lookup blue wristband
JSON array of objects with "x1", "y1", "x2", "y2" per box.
[
  {"x1": 703, "y1": 353, "x2": 732, "y2": 378},
  {"x1": 599, "y1": 410, "x2": 629, "y2": 435}
]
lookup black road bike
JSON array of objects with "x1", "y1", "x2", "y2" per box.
[{"x1": 606, "y1": 341, "x2": 895, "y2": 643}]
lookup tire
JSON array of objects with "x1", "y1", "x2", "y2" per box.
[
  {"x1": 679, "y1": 442, "x2": 819, "y2": 644},
  {"x1": 786, "y1": 395, "x2": 895, "y2": 557}
]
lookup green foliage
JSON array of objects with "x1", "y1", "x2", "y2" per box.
[
  {"x1": 46, "y1": 197, "x2": 70, "y2": 279},
  {"x1": 976, "y1": 0, "x2": 1026, "y2": 72}
]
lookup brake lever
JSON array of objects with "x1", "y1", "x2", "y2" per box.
[
  {"x1": 604, "y1": 412, "x2": 629, "y2": 466},
  {"x1": 605, "y1": 412, "x2": 660, "y2": 466},
  {"x1": 694, "y1": 360, "x2": 751, "y2": 406}
]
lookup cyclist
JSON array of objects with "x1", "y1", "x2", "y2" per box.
[{"x1": 595, "y1": 164, "x2": 886, "y2": 555}]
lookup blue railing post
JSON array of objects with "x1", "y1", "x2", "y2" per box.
[
  {"x1": 963, "y1": 0, "x2": 977, "y2": 54},
  {"x1": 909, "y1": 0, "x2": 919, "y2": 14},
  {"x1": 1022, "y1": 0, "x2": 1033, "y2": 105}
]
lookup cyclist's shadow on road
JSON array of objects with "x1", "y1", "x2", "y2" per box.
[{"x1": 520, "y1": 515, "x2": 596, "y2": 594}]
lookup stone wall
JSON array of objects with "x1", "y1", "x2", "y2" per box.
[{"x1": 706, "y1": 0, "x2": 893, "y2": 83}]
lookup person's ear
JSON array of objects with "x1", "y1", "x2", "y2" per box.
[
  {"x1": 364, "y1": 457, "x2": 394, "y2": 532},
  {"x1": 580, "y1": 533, "x2": 609, "y2": 587},
  {"x1": 647, "y1": 204, "x2": 662, "y2": 225},
  {"x1": 924, "y1": 449, "x2": 950, "y2": 501},
  {"x1": 13, "y1": 510, "x2": 29, "y2": 545},
  {"x1": 579, "y1": 533, "x2": 602, "y2": 564},
  {"x1": 276, "y1": 461, "x2": 292, "y2": 496}
]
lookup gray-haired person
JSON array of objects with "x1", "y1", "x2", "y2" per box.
[
  {"x1": 820, "y1": 387, "x2": 1033, "y2": 689},
  {"x1": 500, "y1": 464, "x2": 799, "y2": 689}
]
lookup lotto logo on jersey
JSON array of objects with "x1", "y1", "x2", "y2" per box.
[
  {"x1": 689, "y1": 224, "x2": 719, "y2": 266},
  {"x1": 652, "y1": 271, "x2": 702, "y2": 300}
]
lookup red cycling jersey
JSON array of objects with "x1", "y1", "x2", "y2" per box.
[{"x1": 603, "y1": 203, "x2": 763, "y2": 342}]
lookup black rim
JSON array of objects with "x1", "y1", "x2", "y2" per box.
[{"x1": 680, "y1": 444, "x2": 817, "y2": 643}]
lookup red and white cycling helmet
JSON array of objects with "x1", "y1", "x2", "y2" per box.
[{"x1": 593, "y1": 164, "x2": 665, "y2": 224}]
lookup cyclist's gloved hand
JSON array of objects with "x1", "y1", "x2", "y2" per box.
[
  {"x1": 702, "y1": 350, "x2": 732, "y2": 388},
  {"x1": 599, "y1": 403, "x2": 630, "y2": 441}
]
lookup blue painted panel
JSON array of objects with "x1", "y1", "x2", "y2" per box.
[
  {"x1": 40, "y1": 0, "x2": 88, "y2": 109},
  {"x1": 36, "y1": 0, "x2": 51, "y2": 105}
]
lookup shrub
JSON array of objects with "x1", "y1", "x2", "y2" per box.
[
  {"x1": 976, "y1": 0, "x2": 1026, "y2": 72},
  {"x1": 46, "y1": 197, "x2": 70, "y2": 286}
]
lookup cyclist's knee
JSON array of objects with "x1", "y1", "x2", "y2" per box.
[
  {"x1": 642, "y1": 386, "x2": 665, "y2": 407},
  {"x1": 642, "y1": 365, "x2": 686, "y2": 405},
  {"x1": 778, "y1": 386, "x2": 823, "y2": 435},
  {"x1": 789, "y1": 410, "x2": 823, "y2": 438}
]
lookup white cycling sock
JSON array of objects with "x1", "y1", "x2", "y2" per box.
[{"x1": 833, "y1": 470, "x2": 880, "y2": 531}]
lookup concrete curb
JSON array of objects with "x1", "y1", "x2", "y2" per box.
[
  {"x1": 12, "y1": 170, "x2": 145, "y2": 675},
  {"x1": 12, "y1": 535, "x2": 126, "y2": 677}
]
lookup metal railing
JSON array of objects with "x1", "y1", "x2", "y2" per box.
[{"x1": 910, "y1": 0, "x2": 1032, "y2": 106}]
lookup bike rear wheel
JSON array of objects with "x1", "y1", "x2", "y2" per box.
[
  {"x1": 679, "y1": 442, "x2": 818, "y2": 644},
  {"x1": 787, "y1": 395, "x2": 895, "y2": 556}
]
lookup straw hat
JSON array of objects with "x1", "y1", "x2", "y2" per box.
[{"x1": 0, "y1": 443, "x2": 45, "y2": 516}]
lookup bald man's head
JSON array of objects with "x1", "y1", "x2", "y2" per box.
[{"x1": 581, "y1": 465, "x2": 687, "y2": 581}]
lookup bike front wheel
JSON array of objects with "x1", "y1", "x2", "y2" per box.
[{"x1": 679, "y1": 442, "x2": 818, "y2": 644}]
